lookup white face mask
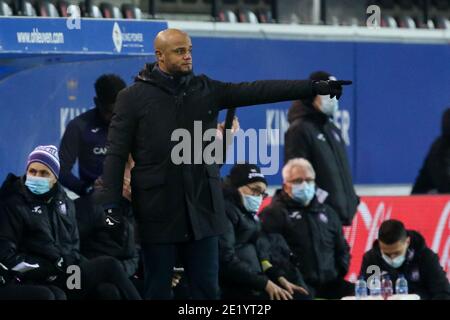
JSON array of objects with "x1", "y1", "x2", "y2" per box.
[
  {"x1": 319, "y1": 95, "x2": 339, "y2": 117},
  {"x1": 382, "y1": 253, "x2": 406, "y2": 269}
]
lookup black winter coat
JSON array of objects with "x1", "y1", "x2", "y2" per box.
[
  {"x1": 259, "y1": 189, "x2": 350, "y2": 286},
  {"x1": 74, "y1": 195, "x2": 139, "y2": 277},
  {"x1": 360, "y1": 230, "x2": 450, "y2": 300},
  {"x1": 0, "y1": 174, "x2": 80, "y2": 282},
  {"x1": 284, "y1": 101, "x2": 359, "y2": 225},
  {"x1": 99, "y1": 64, "x2": 317, "y2": 244},
  {"x1": 219, "y1": 186, "x2": 274, "y2": 292}
]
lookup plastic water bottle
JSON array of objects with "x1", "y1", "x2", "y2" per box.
[
  {"x1": 369, "y1": 275, "x2": 381, "y2": 297},
  {"x1": 381, "y1": 274, "x2": 393, "y2": 299},
  {"x1": 395, "y1": 274, "x2": 408, "y2": 295},
  {"x1": 355, "y1": 277, "x2": 368, "y2": 299}
]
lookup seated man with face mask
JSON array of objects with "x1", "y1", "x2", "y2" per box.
[
  {"x1": 0, "y1": 145, "x2": 141, "y2": 300},
  {"x1": 259, "y1": 158, "x2": 353, "y2": 299},
  {"x1": 219, "y1": 164, "x2": 310, "y2": 300},
  {"x1": 360, "y1": 219, "x2": 450, "y2": 300}
]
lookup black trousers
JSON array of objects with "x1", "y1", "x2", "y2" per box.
[
  {"x1": 57, "y1": 256, "x2": 141, "y2": 300},
  {"x1": 222, "y1": 287, "x2": 311, "y2": 300},
  {"x1": 141, "y1": 236, "x2": 219, "y2": 300},
  {"x1": 308, "y1": 278, "x2": 354, "y2": 300},
  {"x1": 0, "y1": 284, "x2": 66, "y2": 300}
]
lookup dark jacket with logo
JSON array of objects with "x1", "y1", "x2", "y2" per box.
[
  {"x1": 284, "y1": 101, "x2": 359, "y2": 226},
  {"x1": 59, "y1": 108, "x2": 109, "y2": 195},
  {"x1": 259, "y1": 189, "x2": 350, "y2": 286},
  {"x1": 0, "y1": 174, "x2": 80, "y2": 282},
  {"x1": 219, "y1": 185, "x2": 306, "y2": 296},
  {"x1": 98, "y1": 63, "x2": 317, "y2": 244},
  {"x1": 360, "y1": 230, "x2": 450, "y2": 300},
  {"x1": 74, "y1": 194, "x2": 139, "y2": 277}
]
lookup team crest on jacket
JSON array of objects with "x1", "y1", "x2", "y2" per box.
[
  {"x1": 289, "y1": 211, "x2": 302, "y2": 220},
  {"x1": 319, "y1": 212, "x2": 328, "y2": 224},
  {"x1": 317, "y1": 133, "x2": 326, "y2": 142},
  {"x1": 31, "y1": 206, "x2": 42, "y2": 215},
  {"x1": 410, "y1": 269, "x2": 420, "y2": 282},
  {"x1": 57, "y1": 201, "x2": 67, "y2": 215}
]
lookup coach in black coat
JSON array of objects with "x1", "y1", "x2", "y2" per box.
[{"x1": 99, "y1": 28, "x2": 352, "y2": 299}]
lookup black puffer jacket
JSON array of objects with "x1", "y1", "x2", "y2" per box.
[
  {"x1": 360, "y1": 230, "x2": 450, "y2": 300},
  {"x1": 284, "y1": 101, "x2": 359, "y2": 225},
  {"x1": 259, "y1": 189, "x2": 350, "y2": 286},
  {"x1": 0, "y1": 174, "x2": 80, "y2": 282}
]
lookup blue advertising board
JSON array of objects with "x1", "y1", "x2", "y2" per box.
[{"x1": 0, "y1": 18, "x2": 449, "y2": 186}]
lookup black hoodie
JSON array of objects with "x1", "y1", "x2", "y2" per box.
[
  {"x1": 284, "y1": 100, "x2": 359, "y2": 226},
  {"x1": 0, "y1": 174, "x2": 80, "y2": 282},
  {"x1": 360, "y1": 230, "x2": 450, "y2": 300}
]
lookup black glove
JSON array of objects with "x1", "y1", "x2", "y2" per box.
[{"x1": 312, "y1": 80, "x2": 352, "y2": 99}]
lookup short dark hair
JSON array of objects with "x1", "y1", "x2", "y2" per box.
[
  {"x1": 94, "y1": 74, "x2": 126, "y2": 105},
  {"x1": 378, "y1": 220, "x2": 408, "y2": 245}
]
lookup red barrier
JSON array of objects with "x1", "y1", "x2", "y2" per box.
[{"x1": 259, "y1": 196, "x2": 450, "y2": 282}]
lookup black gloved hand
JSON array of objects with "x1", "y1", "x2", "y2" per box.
[{"x1": 312, "y1": 80, "x2": 352, "y2": 99}]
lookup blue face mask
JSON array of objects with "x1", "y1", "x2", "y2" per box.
[
  {"x1": 25, "y1": 175, "x2": 51, "y2": 195},
  {"x1": 382, "y1": 253, "x2": 406, "y2": 269},
  {"x1": 292, "y1": 182, "x2": 315, "y2": 206},
  {"x1": 242, "y1": 194, "x2": 263, "y2": 213},
  {"x1": 319, "y1": 95, "x2": 339, "y2": 117}
]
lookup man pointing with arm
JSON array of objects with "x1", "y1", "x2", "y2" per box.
[{"x1": 99, "y1": 28, "x2": 352, "y2": 300}]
